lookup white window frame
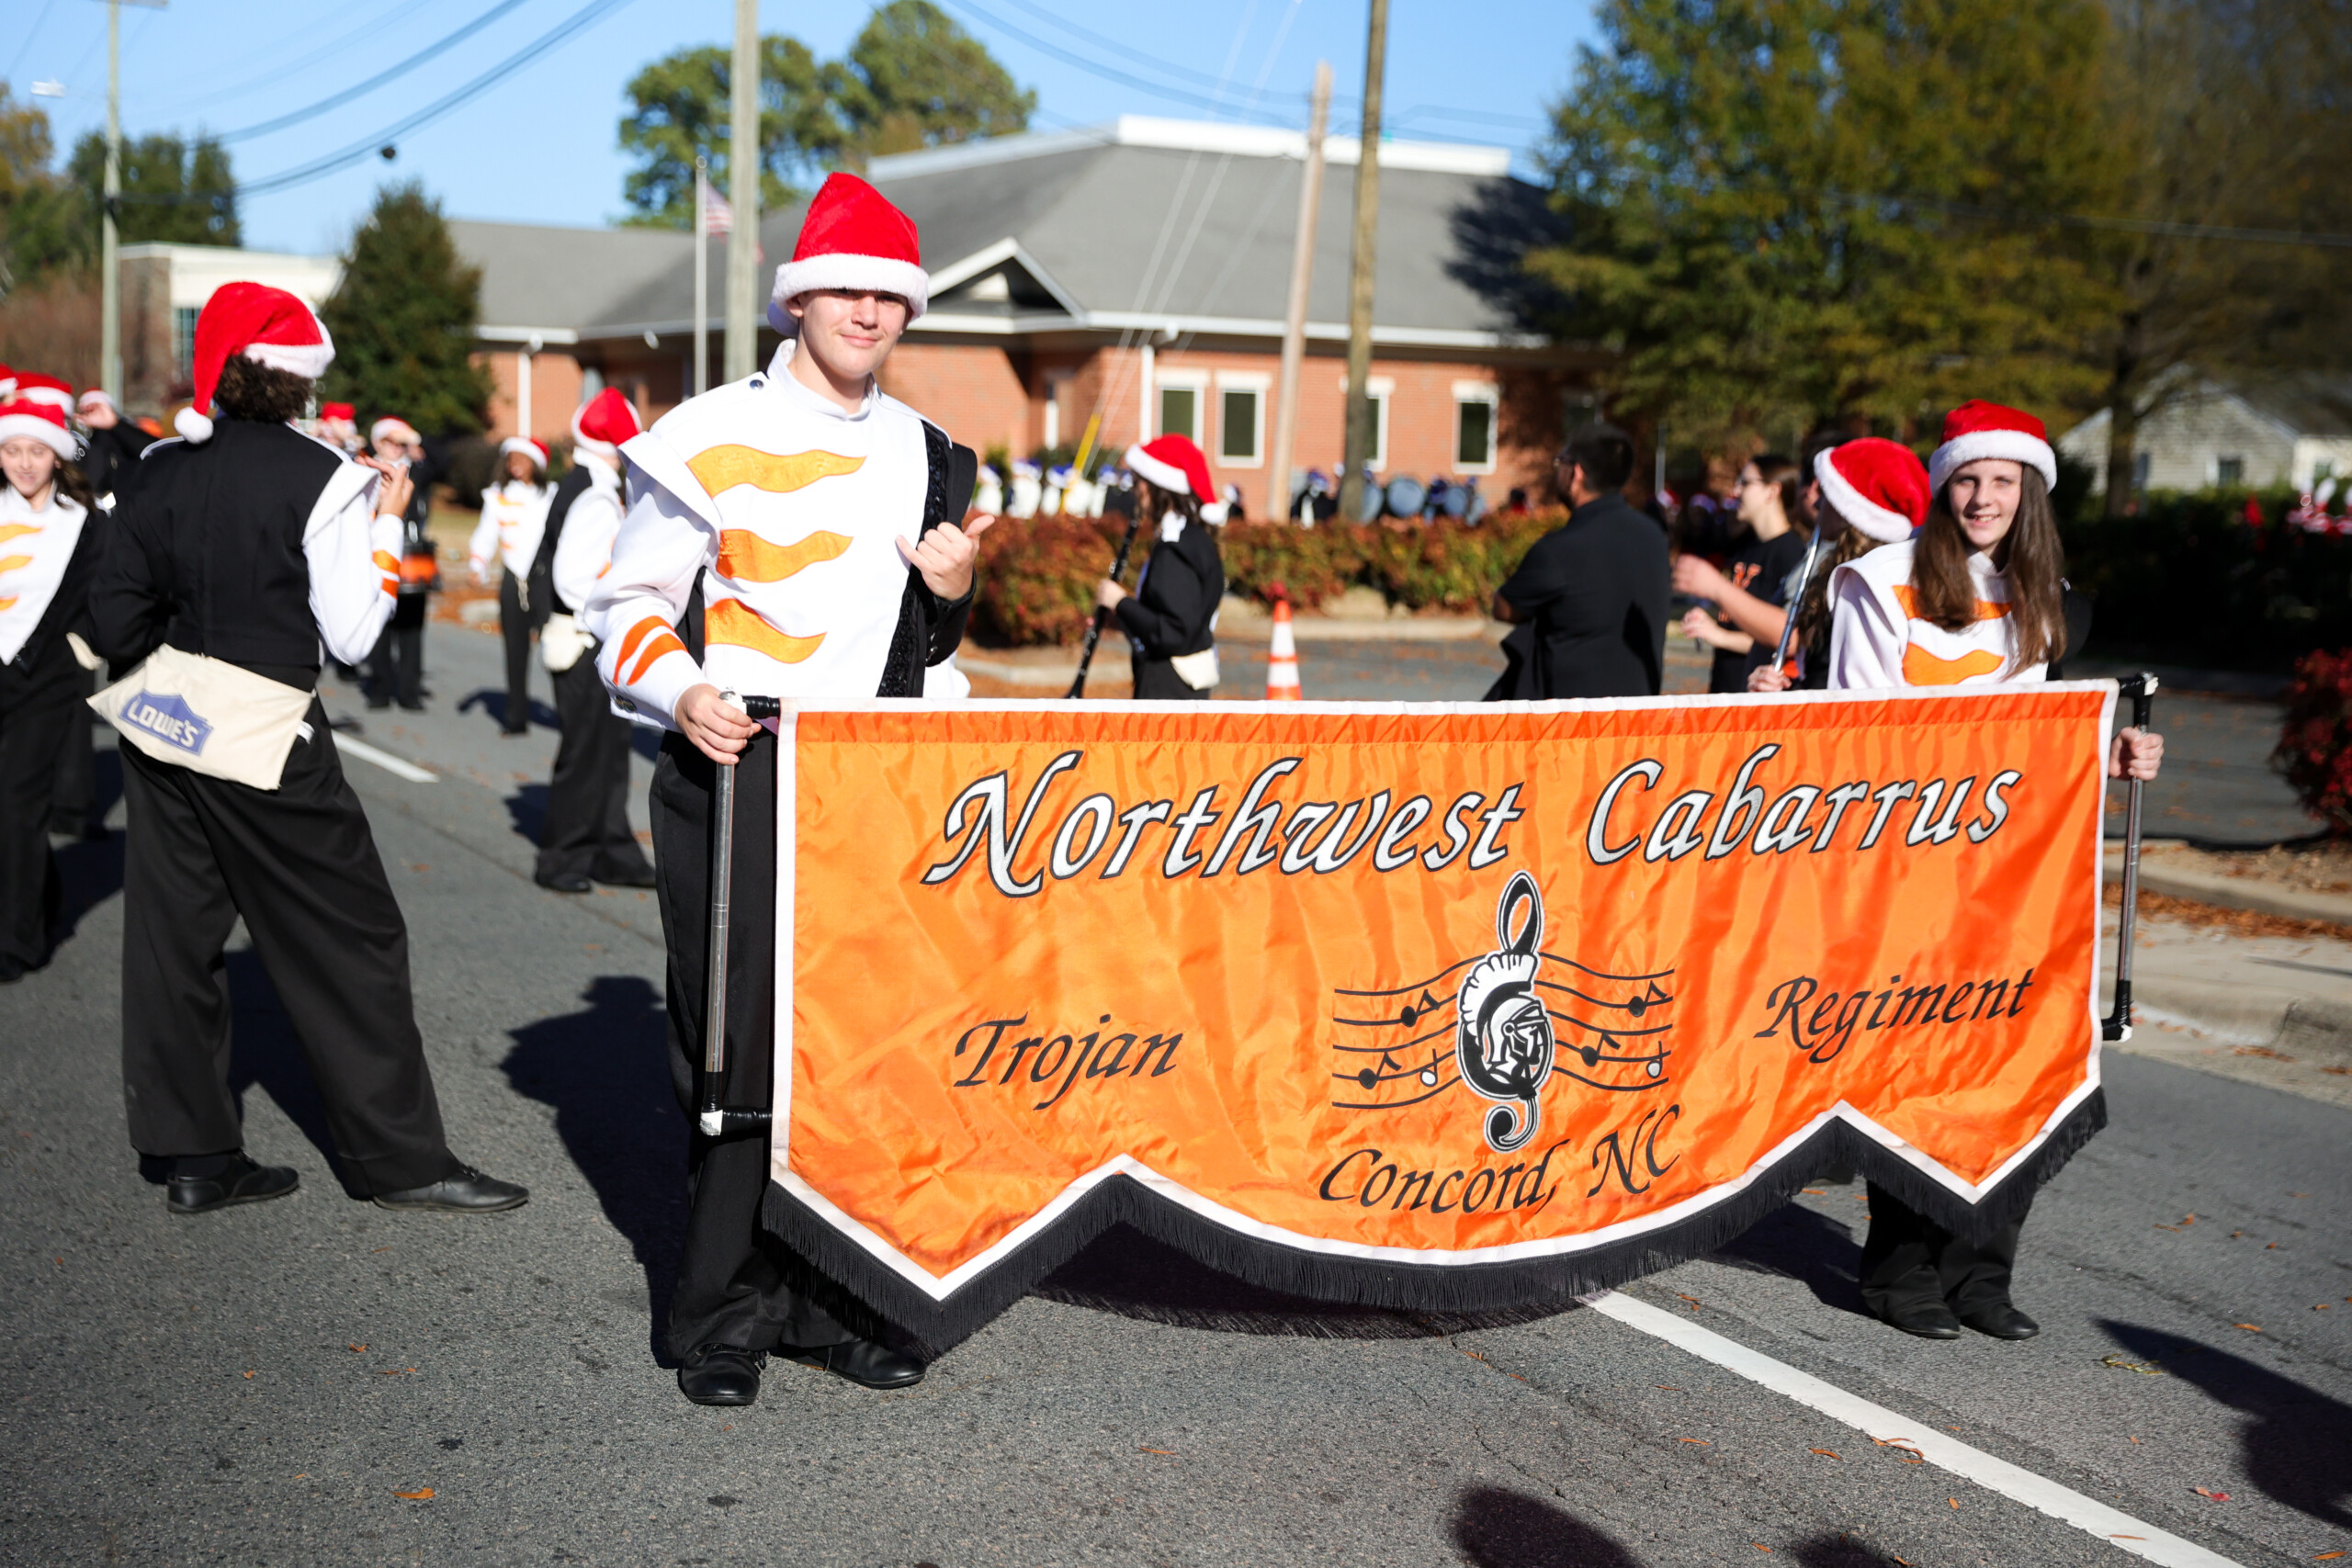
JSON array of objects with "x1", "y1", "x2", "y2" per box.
[
  {"x1": 1155, "y1": 367, "x2": 1208, "y2": 443},
  {"x1": 1042, "y1": 370, "x2": 1070, "y2": 451},
  {"x1": 1215, "y1": 371, "x2": 1270, "y2": 468},
  {"x1": 1452, "y1": 380, "x2": 1499, "y2": 473},
  {"x1": 1333, "y1": 375, "x2": 1395, "y2": 471}
]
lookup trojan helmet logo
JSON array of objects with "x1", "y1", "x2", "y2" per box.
[{"x1": 1454, "y1": 873, "x2": 1554, "y2": 1152}]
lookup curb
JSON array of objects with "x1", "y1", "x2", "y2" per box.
[{"x1": 2104, "y1": 858, "x2": 2352, "y2": 929}]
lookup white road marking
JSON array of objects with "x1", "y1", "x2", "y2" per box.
[
  {"x1": 334, "y1": 736, "x2": 437, "y2": 784},
  {"x1": 1580, "y1": 1290, "x2": 2245, "y2": 1568}
]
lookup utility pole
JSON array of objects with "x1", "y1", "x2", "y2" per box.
[
  {"x1": 694, "y1": 156, "x2": 710, "y2": 395},
  {"x1": 1268, "y1": 62, "x2": 1331, "y2": 525},
  {"x1": 96, "y1": 0, "x2": 165, "y2": 403},
  {"x1": 723, "y1": 0, "x2": 760, "y2": 381},
  {"x1": 1337, "y1": 0, "x2": 1387, "y2": 525}
]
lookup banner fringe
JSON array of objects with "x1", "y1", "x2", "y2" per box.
[{"x1": 762, "y1": 1089, "x2": 2108, "y2": 1360}]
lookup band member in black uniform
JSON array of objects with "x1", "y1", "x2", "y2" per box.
[
  {"x1": 532, "y1": 389, "x2": 655, "y2": 894},
  {"x1": 0, "y1": 395, "x2": 102, "y2": 981},
  {"x1": 584, "y1": 175, "x2": 983, "y2": 1404},
  {"x1": 73, "y1": 388, "x2": 151, "y2": 504},
  {"x1": 364, "y1": 417, "x2": 435, "y2": 711},
  {"x1": 88, "y1": 283, "x2": 527, "y2": 1217},
  {"x1": 1094, "y1": 434, "x2": 1226, "y2": 700}
]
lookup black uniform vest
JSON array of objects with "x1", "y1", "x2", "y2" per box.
[{"x1": 527, "y1": 465, "x2": 595, "y2": 617}]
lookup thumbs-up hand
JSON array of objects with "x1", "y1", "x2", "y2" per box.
[{"x1": 897, "y1": 513, "x2": 999, "y2": 602}]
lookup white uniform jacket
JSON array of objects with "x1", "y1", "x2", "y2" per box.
[
  {"x1": 550, "y1": 448, "x2": 625, "y2": 616},
  {"x1": 1826, "y1": 540, "x2": 2047, "y2": 691},
  {"x1": 469, "y1": 479, "x2": 548, "y2": 581}
]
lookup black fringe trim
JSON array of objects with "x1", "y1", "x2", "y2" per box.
[{"x1": 760, "y1": 1089, "x2": 2108, "y2": 1360}]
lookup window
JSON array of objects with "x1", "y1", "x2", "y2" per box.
[
  {"x1": 2315, "y1": 459, "x2": 2337, "y2": 482},
  {"x1": 1156, "y1": 372, "x2": 1205, "y2": 443},
  {"x1": 173, "y1": 307, "x2": 200, "y2": 379},
  {"x1": 1043, "y1": 372, "x2": 1069, "y2": 451},
  {"x1": 2216, "y1": 456, "x2": 2245, "y2": 487},
  {"x1": 1216, "y1": 373, "x2": 1267, "y2": 466},
  {"x1": 1453, "y1": 382, "x2": 1499, "y2": 471},
  {"x1": 1337, "y1": 375, "x2": 1394, "y2": 471}
]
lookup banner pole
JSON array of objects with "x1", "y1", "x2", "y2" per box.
[
  {"x1": 1768, "y1": 530, "x2": 1826, "y2": 675},
  {"x1": 699, "y1": 691, "x2": 781, "y2": 1135},
  {"x1": 2102, "y1": 672, "x2": 2156, "y2": 1043}
]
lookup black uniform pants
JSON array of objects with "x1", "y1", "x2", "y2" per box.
[
  {"x1": 537, "y1": 655, "x2": 652, "y2": 886},
  {"x1": 651, "y1": 728, "x2": 855, "y2": 1359},
  {"x1": 1858, "y1": 1183, "x2": 2027, "y2": 1318},
  {"x1": 0, "y1": 665, "x2": 77, "y2": 972},
  {"x1": 499, "y1": 570, "x2": 532, "y2": 732},
  {"x1": 1131, "y1": 654, "x2": 1209, "y2": 700},
  {"x1": 118, "y1": 704, "x2": 460, "y2": 1194},
  {"x1": 366, "y1": 593, "x2": 426, "y2": 708},
  {"x1": 49, "y1": 663, "x2": 98, "y2": 837}
]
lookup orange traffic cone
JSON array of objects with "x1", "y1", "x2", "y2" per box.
[{"x1": 1265, "y1": 597, "x2": 1302, "y2": 700}]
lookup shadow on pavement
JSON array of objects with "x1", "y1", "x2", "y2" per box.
[
  {"x1": 458, "y1": 687, "x2": 561, "y2": 733},
  {"x1": 505, "y1": 783, "x2": 548, "y2": 847},
  {"x1": 500, "y1": 975, "x2": 685, "y2": 1363},
  {"x1": 2100, "y1": 1319, "x2": 2352, "y2": 1530},
  {"x1": 1451, "y1": 1485, "x2": 1641, "y2": 1567},
  {"x1": 1706, "y1": 1196, "x2": 1871, "y2": 1320},
  {"x1": 223, "y1": 947, "x2": 361, "y2": 1196},
  {"x1": 1032, "y1": 1223, "x2": 1571, "y2": 1340},
  {"x1": 1781, "y1": 1534, "x2": 1895, "y2": 1565}
]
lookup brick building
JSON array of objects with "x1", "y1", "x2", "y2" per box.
[{"x1": 456, "y1": 116, "x2": 1591, "y2": 515}]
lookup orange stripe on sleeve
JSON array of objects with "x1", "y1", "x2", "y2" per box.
[
  {"x1": 615, "y1": 614, "x2": 670, "y2": 671},
  {"x1": 626, "y1": 629, "x2": 689, "y2": 687}
]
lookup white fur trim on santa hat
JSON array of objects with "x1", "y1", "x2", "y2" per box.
[
  {"x1": 499, "y1": 435, "x2": 547, "y2": 470},
  {"x1": 764, "y1": 254, "x2": 931, "y2": 334},
  {"x1": 1123, "y1": 442, "x2": 1190, "y2": 497},
  {"x1": 0, "y1": 409, "x2": 79, "y2": 459},
  {"x1": 1814, "y1": 447, "x2": 1914, "y2": 544},
  {"x1": 242, "y1": 334, "x2": 335, "y2": 385},
  {"x1": 1928, "y1": 429, "x2": 2056, "y2": 494},
  {"x1": 370, "y1": 416, "x2": 421, "y2": 448}
]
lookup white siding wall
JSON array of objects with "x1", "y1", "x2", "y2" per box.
[{"x1": 2058, "y1": 386, "x2": 2298, "y2": 493}]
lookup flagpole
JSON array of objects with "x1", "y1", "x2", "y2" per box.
[
  {"x1": 694, "y1": 156, "x2": 709, "y2": 397},
  {"x1": 723, "y1": 0, "x2": 759, "y2": 382}
]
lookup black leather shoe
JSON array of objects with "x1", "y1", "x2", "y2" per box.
[
  {"x1": 1880, "y1": 1299, "x2": 1962, "y2": 1339},
  {"x1": 169, "y1": 1156, "x2": 300, "y2": 1215},
  {"x1": 678, "y1": 1344, "x2": 765, "y2": 1406},
  {"x1": 1960, "y1": 1302, "x2": 2041, "y2": 1340},
  {"x1": 593, "y1": 865, "x2": 657, "y2": 889},
  {"x1": 537, "y1": 872, "x2": 594, "y2": 895},
  {"x1": 784, "y1": 1337, "x2": 926, "y2": 1390},
  {"x1": 372, "y1": 1164, "x2": 529, "y2": 1213}
]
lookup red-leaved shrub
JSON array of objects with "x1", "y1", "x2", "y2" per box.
[{"x1": 2273, "y1": 649, "x2": 2352, "y2": 831}]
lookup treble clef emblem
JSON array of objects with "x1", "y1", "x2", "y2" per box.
[{"x1": 1454, "y1": 872, "x2": 1555, "y2": 1152}]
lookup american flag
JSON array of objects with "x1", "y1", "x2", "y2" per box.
[{"x1": 701, "y1": 183, "x2": 733, "y2": 238}]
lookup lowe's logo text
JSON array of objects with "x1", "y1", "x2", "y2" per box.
[{"x1": 124, "y1": 692, "x2": 211, "y2": 755}]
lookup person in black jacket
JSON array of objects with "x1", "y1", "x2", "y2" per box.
[
  {"x1": 87, "y1": 282, "x2": 526, "y2": 1218},
  {"x1": 0, "y1": 396, "x2": 103, "y2": 981},
  {"x1": 71, "y1": 388, "x2": 151, "y2": 505},
  {"x1": 1096, "y1": 434, "x2": 1226, "y2": 700},
  {"x1": 1487, "y1": 422, "x2": 1669, "y2": 700},
  {"x1": 363, "y1": 418, "x2": 436, "y2": 711}
]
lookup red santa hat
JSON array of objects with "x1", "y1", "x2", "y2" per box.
[
  {"x1": 1815, "y1": 437, "x2": 1932, "y2": 544},
  {"x1": 10, "y1": 372, "x2": 74, "y2": 413},
  {"x1": 499, "y1": 435, "x2": 548, "y2": 474},
  {"x1": 369, "y1": 415, "x2": 421, "y2": 449},
  {"x1": 766, "y1": 173, "x2": 929, "y2": 335},
  {"x1": 570, "y1": 387, "x2": 640, "y2": 461},
  {"x1": 0, "y1": 397, "x2": 81, "y2": 460},
  {"x1": 319, "y1": 401, "x2": 356, "y2": 423},
  {"x1": 176, "y1": 282, "x2": 335, "y2": 445},
  {"x1": 0, "y1": 365, "x2": 14, "y2": 397},
  {"x1": 1928, "y1": 400, "x2": 2057, "y2": 494},
  {"x1": 78, "y1": 388, "x2": 119, "y2": 417},
  {"x1": 1123, "y1": 434, "x2": 1216, "y2": 507}
]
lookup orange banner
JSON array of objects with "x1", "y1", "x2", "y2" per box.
[{"x1": 767, "y1": 685, "x2": 2116, "y2": 1346}]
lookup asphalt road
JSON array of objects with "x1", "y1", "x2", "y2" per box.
[{"x1": 3, "y1": 624, "x2": 2345, "y2": 1567}]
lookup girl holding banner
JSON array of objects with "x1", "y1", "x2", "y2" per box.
[
  {"x1": 1816, "y1": 400, "x2": 2163, "y2": 1341},
  {"x1": 1094, "y1": 434, "x2": 1227, "y2": 700}
]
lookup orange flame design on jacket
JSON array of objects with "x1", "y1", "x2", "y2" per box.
[
  {"x1": 707, "y1": 596, "x2": 824, "y2": 664},
  {"x1": 1901, "y1": 644, "x2": 2006, "y2": 685},
  {"x1": 686, "y1": 446, "x2": 864, "y2": 498},
  {"x1": 1892, "y1": 585, "x2": 2012, "y2": 623},
  {"x1": 0, "y1": 523, "x2": 41, "y2": 547},
  {"x1": 0, "y1": 554, "x2": 35, "y2": 577},
  {"x1": 717, "y1": 529, "x2": 853, "y2": 583}
]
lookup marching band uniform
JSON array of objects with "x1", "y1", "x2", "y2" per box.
[
  {"x1": 469, "y1": 438, "x2": 551, "y2": 734},
  {"x1": 582, "y1": 174, "x2": 973, "y2": 1402},
  {"x1": 1113, "y1": 434, "x2": 1226, "y2": 700},
  {"x1": 89, "y1": 284, "x2": 526, "y2": 1216},
  {"x1": 1825, "y1": 404, "x2": 2071, "y2": 1342},
  {"x1": 533, "y1": 390, "x2": 655, "y2": 893},
  {"x1": 0, "y1": 398, "x2": 99, "y2": 982},
  {"x1": 365, "y1": 417, "x2": 438, "y2": 712},
  {"x1": 8, "y1": 375, "x2": 110, "y2": 844}
]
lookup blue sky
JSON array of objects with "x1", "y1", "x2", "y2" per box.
[{"x1": 9, "y1": 0, "x2": 1595, "y2": 254}]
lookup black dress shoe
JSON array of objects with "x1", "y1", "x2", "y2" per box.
[
  {"x1": 784, "y1": 1337, "x2": 926, "y2": 1390},
  {"x1": 678, "y1": 1344, "x2": 765, "y2": 1406},
  {"x1": 169, "y1": 1156, "x2": 300, "y2": 1215},
  {"x1": 1880, "y1": 1299, "x2": 1962, "y2": 1339},
  {"x1": 1959, "y1": 1302, "x2": 2041, "y2": 1340},
  {"x1": 537, "y1": 872, "x2": 594, "y2": 895},
  {"x1": 372, "y1": 1164, "x2": 529, "y2": 1213},
  {"x1": 593, "y1": 865, "x2": 657, "y2": 889}
]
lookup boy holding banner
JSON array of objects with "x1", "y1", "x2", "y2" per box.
[{"x1": 583, "y1": 174, "x2": 987, "y2": 1404}]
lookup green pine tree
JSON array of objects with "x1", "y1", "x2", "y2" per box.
[
  {"x1": 67, "y1": 130, "x2": 241, "y2": 247},
  {"x1": 317, "y1": 183, "x2": 491, "y2": 434},
  {"x1": 1531, "y1": 0, "x2": 2116, "y2": 450}
]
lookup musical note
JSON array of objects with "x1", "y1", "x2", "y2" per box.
[
  {"x1": 1357, "y1": 1051, "x2": 1405, "y2": 1091},
  {"x1": 1397, "y1": 988, "x2": 1439, "y2": 1028},
  {"x1": 1419, "y1": 1051, "x2": 1441, "y2": 1088}
]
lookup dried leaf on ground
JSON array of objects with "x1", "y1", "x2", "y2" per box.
[
  {"x1": 2192, "y1": 1486, "x2": 2231, "y2": 1502},
  {"x1": 1679, "y1": 1437, "x2": 1712, "y2": 1444},
  {"x1": 2103, "y1": 1354, "x2": 2165, "y2": 1375},
  {"x1": 2235, "y1": 1324, "x2": 2263, "y2": 1332},
  {"x1": 1809, "y1": 1449, "x2": 1840, "y2": 1459},
  {"x1": 1138, "y1": 1447, "x2": 1175, "y2": 1455},
  {"x1": 394, "y1": 1488, "x2": 434, "y2": 1501}
]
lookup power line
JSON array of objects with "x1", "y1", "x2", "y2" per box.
[
  {"x1": 5, "y1": 0, "x2": 65, "y2": 85},
  {"x1": 142, "y1": 0, "x2": 415, "y2": 119},
  {"x1": 214, "y1": 0, "x2": 535, "y2": 143},
  {"x1": 929, "y1": 0, "x2": 1292, "y2": 121}
]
